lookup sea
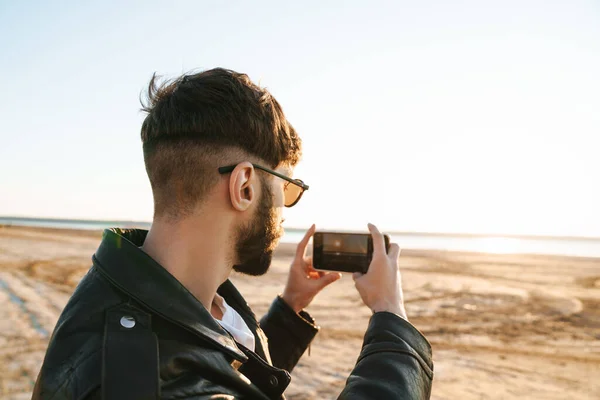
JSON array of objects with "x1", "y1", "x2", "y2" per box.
[{"x1": 1, "y1": 216, "x2": 600, "y2": 258}]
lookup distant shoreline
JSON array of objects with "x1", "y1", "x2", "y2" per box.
[
  {"x1": 2, "y1": 215, "x2": 599, "y2": 242},
  {"x1": 2, "y1": 224, "x2": 600, "y2": 262},
  {"x1": 2, "y1": 223, "x2": 600, "y2": 260}
]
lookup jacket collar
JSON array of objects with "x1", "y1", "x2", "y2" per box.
[{"x1": 92, "y1": 228, "x2": 247, "y2": 362}]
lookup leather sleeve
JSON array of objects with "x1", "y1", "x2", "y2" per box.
[
  {"x1": 338, "y1": 312, "x2": 433, "y2": 400},
  {"x1": 259, "y1": 296, "x2": 319, "y2": 372}
]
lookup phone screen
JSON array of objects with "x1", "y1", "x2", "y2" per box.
[
  {"x1": 314, "y1": 232, "x2": 373, "y2": 273},
  {"x1": 323, "y1": 233, "x2": 369, "y2": 255}
]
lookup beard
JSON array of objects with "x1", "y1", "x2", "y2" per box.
[{"x1": 232, "y1": 177, "x2": 282, "y2": 276}]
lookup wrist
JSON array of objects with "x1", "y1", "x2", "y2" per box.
[
  {"x1": 280, "y1": 292, "x2": 303, "y2": 313},
  {"x1": 371, "y1": 303, "x2": 408, "y2": 321}
]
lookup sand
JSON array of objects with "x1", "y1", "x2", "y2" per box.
[{"x1": 0, "y1": 226, "x2": 598, "y2": 399}]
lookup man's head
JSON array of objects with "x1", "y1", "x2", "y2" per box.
[{"x1": 140, "y1": 68, "x2": 303, "y2": 275}]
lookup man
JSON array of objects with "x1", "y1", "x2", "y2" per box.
[{"x1": 33, "y1": 68, "x2": 433, "y2": 399}]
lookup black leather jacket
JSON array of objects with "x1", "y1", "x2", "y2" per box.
[{"x1": 33, "y1": 229, "x2": 433, "y2": 399}]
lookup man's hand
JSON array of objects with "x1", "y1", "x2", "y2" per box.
[
  {"x1": 281, "y1": 224, "x2": 342, "y2": 313},
  {"x1": 353, "y1": 223, "x2": 408, "y2": 320}
]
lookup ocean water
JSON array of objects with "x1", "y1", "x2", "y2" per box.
[
  {"x1": 2, "y1": 216, "x2": 600, "y2": 258},
  {"x1": 0, "y1": 217, "x2": 151, "y2": 231},
  {"x1": 283, "y1": 230, "x2": 600, "y2": 258}
]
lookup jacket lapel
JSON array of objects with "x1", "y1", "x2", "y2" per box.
[{"x1": 93, "y1": 228, "x2": 247, "y2": 362}]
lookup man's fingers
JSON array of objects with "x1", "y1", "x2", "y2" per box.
[
  {"x1": 368, "y1": 223, "x2": 386, "y2": 255},
  {"x1": 295, "y1": 224, "x2": 316, "y2": 259},
  {"x1": 388, "y1": 243, "x2": 401, "y2": 260},
  {"x1": 307, "y1": 265, "x2": 328, "y2": 279},
  {"x1": 299, "y1": 256, "x2": 314, "y2": 274},
  {"x1": 308, "y1": 271, "x2": 320, "y2": 279},
  {"x1": 318, "y1": 272, "x2": 342, "y2": 289},
  {"x1": 352, "y1": 272, "x2": 363, "y2": 281},
  {"x1": 306, "y1": 265, "x2": 326, "y2": 278}
]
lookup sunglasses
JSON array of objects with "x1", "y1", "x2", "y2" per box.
[{"x1": 218, "y1": 163, "x2": 309, "y2": 207}]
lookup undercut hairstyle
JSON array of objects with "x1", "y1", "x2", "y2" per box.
[{"x1": 140, "y1": 68, "x2": 302, "y2": 219}]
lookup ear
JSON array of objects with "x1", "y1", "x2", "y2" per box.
[{"x1": 228, "y1": 162, "x2": 256, "y2": 211}]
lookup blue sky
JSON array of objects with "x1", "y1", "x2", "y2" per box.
[{"x1": 1, "y1": 0, "x2": 599, "y2": 236}]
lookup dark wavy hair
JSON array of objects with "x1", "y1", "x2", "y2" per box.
[{"x1": 139, "y1": 68, "x2": 302, "y2": 219}]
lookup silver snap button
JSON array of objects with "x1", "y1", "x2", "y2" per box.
[
  {"x1": 269, "y1": 375, "x2": 278, "y2": 387},
  {"x1": 120, "y1": 316, "x2": 136, "y2": 329}
]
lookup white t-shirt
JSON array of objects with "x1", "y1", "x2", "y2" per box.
[{"x1": 213, "y1": 293, "x2": 256, "y2": 352}]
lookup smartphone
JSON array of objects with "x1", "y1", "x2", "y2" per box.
[{"x1": 313, "y1": 231, "x2": 391, "y2": 274}]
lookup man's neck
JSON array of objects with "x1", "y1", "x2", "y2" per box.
[{"x1": 140, "y1": 215, "x2": 233, "y2": 315}]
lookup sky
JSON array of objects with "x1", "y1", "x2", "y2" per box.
[{"x1": 1, "y1": 0, "x2": 599, "y2": 237}]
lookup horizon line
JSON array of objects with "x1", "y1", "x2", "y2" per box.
[{"x1": 2, "y1": 215, "x2": 599, "y2": 243}]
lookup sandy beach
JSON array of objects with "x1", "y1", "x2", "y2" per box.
[{"x1": 0, "y1": 225, "x2": 599, "y2": 399}]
